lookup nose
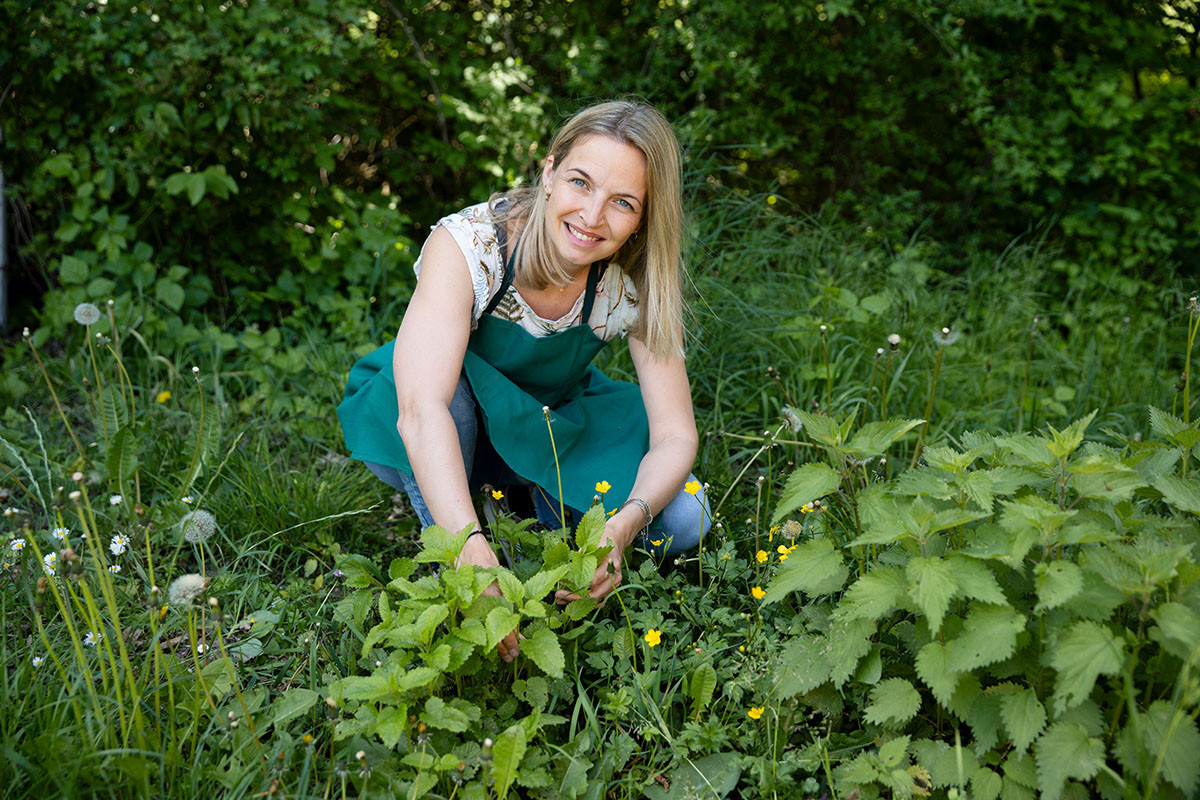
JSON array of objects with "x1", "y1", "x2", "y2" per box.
[{"x1": 579, "y1": 194, "x2": 605, "y2": 228}]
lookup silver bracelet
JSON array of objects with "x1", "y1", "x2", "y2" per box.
[{"x1": 619, "y1": 497, "x2": 653, "y2": 531}]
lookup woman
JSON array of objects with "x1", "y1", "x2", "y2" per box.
[{"x1": 338, "y1": 100, "x2": 711, "y2": 660}]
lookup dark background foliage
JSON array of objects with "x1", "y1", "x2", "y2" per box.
[{"x1": 1, "y1": 0, "x2": 1196, "y2": 355}]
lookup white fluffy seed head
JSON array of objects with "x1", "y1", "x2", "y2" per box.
[
  {"x1": 182, "y1": 510, "x2": 217, "y2": 543},
  {"x1": 167, "y1": 573, "x2": 207, "y2": 606},
  {"x1": 73, "y1": 303, "x2": 101, "y2": 326}
]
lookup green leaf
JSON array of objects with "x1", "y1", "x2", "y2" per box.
[
  {"x1": 1137, "y1": 700, "x2": 1200, "y2": 795},
  {"x1": 485, "y1": 606, "x2": 520, "y2": 651},
  {"x1": 1148, "y1": 406, "x2": 1190, "y2": 442},
  {"x1": 643, "y1": 752, "x2": 742, "y2": 800},
  {"x1": 59, "y1": 254, "x2": 89, "y2": 283},
  {"x1": 611, "y1": 625, "x2": 636, "y2": 661},
  {"x1": 573, "y1": 503, "x2": 607, "y2": 551},
  {"x1": 417, "y1": 524, "x2": 475, "y2": 565},
  {"x1": 999, "y1": 688, "x2": 1046, "y2": 754},
  {"x1": 827, "y1": 617, "x2": 875, "y2": 687},
  {"x1": 521, "y1": 626, "x2": 564, "y2": 678},
  {"x1": 689, "y1": 662, "x2": 717, "y2": 716},
  {"x1": 906, "y1": 556, "x2": 958, "y2": 634},
  {"x1": 773, "y1": 634, "x2": 831, "y2": 699},
  {"x1": 101, "y1": 385, "x2": 127, "y2": 436},
  {"x1": 1151, "y1": 602, "x2": 1200, "y2": 658},
  {"x1": 1045, "y1": 411, "x2": 1097, "y2": 460},
  {"x1": 1050, "y1": 621, "x2": 1126, "y2": 713},
  {"x1": 762, "y1": 537, "x2": 847, "y2": 603},
  {"x1": 947, "y1": 556, "x2": 1007, "y2": 605},
  {"x1": 336, "y1": 554, "x2": 380, "y2": 588},
  {"x1": 1152, "y1": 474, "x2": 1200, "y2": 515},
  {"x1": 794, "y1": 410, "x2": 842, "y2": 447},
  {"x1": 416, "y1": 604, "x2": 449, "y2": 644},
  {"x1": 523, "y1": 565, "x2": 569, "y2": 601},
  {"x1": 1034, "y1": 722, "x2": 1106, "y2": 800},
  {"x1": 945, "y1": 604, "x2": 1025, "y2": 673},
  {"x1": 494, "y1": 567, "x2": 525, "y2": 606},
  {"x1": 492, "y1": 723, "x2": 527, "y2": 799},
  {"x1": 863, "y1": 678, "x2": 922, "y2": 727},
  {"x1": 959, "y1": 470, "x2": 996, "y2": 511},
  {"x1": 395, "y1": 666, "x2": 439, "y2": 694},
  {"x1": 915, "y1": 641, "x2": 960, "y2": 706},
  {"x1": 420, "y1": 696, "x2": 470, "y2": 732},
  {"x1": 1034, "y1": 561, "x2": 1084, "y2": 612},
  {"x1": 971, "y1": 767, "x2": 1003, "y2": 800},
  {"x1": 374, "y1": 706, "x2": 408, "y2": 749},
  {"x1": 845, "y1": 418, "x2": 923, "y2": 459},
  {"x1": 878, "y1": 734, "x2": 911, "y2": 768},
  {"x1": 105, "y1": 426, "x2": 139, "y2": 490},
  {"x1": 339, "y1": 675, "x2": 390, "y2": 702},
  {"x1": 835, "y1": 566, "x2": 907, "y2": 623},
  {"x1": 772, "y1": 463, "x2": 842, "y2": 523},
  {"x1": 264, "y1": 688, "x2": 319, "y2": 730}
]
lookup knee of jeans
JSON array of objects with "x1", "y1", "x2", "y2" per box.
[{"x1": 655, "y1": 486, "x2": 712, "y2": 555}]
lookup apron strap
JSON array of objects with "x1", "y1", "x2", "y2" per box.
[{"x1": 484, "y1": 208, "x2": 607, "y2": 323}]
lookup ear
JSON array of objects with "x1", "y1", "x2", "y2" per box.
[{"x1": 541, "y1": 155, "x2": 555, "y2": 189}]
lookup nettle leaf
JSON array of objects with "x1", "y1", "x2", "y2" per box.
[
  {"x1": 336, "y1": 554, "x2": 380, "y2": 589},
  {"x1": 999, "y1": 688, "x2": 1047, "y2": 754},
  {"x1": 689, "y1": 662, "x2": 717, "y2": 716},
  {"x1": 947, "y1": 556, "x2": 1007, "y2": 605},
  {"x1": 864, "y1": 678, "x2": 922, "y2": 727},
  {"x1": 967, "y1": 692, "x2": 1003, "y2": 753},
  {"x1": 984, "y1": 465, "x2": 1043, "y2": 495},
  {"x1": 945, "y1": 604, "x2": 1025, "y2": 673},
  {"x1": 827, "y1": 617, "x2": 875, "y2": 687},
  {"x1": 492, "y1": 723, "x2": 528, "y2": 800},
  {"x1": 421, "y1": 696, "x2": 470, "y2": 732},
  {"x1": 834, "y1": 565, "x2": 907, "y2": 623},
  {"x1": 958, "y1": 470, "x2": 996, "y2": 511},
  {"x1": 523, "y1": 564, "x2": 569, "y2": 601},
  {"x1": 971, "y1": 767, "x2": 1003, "y2": 800},
  {"x1": 1151, "y1": 602, "x2": 1200, "y2": 659},
  {"x1": 1045, "y1": 411, "x2": 1097, "y2": 461},
  {"x1": 416, "y1": 524, "x2": 475, "y2": 565},
  {"x1": 574, "y1": 503, "x2": 607, "y2": 551},
  {"x1": 1148, "y1": 405, "x2": 1196, "y2": 446},
  {"x1": 493, "y1": 567, "x2": 525, "y2": 606},
  {"x1": 485, "y1": 606, "x2": 521, "y2": 651},
  {"x1": 1034, "y1": 561, "x2": 1084, "y2": 612},
  {"x1": 1068, "y1": 456, "x2": 1147, "y2": 502},
  {"x1": 774, "y1": 634, "x2": 831, "y2": 699},
  {"x1": 1034, "y1": 722, "x2": 1106, "y2": 800},
  {"x1": 772, "y1": 463, "x2": 842, "y2": 523},
  {"x1": 763, "y1": 537, "x2": 847, "y2": 603},
  {"x1": 894, "y1": 467, "x2": 954, "y2": 500},
  {"x1": 915, "y1": 641, "x2": 960, "y2": 706},
  {"x1": 396, "y1": 666, "x2": 440, "y2": 694},
  {"x1": 1131, "y1": 700, "x2": 1200, "y2": 795},
  {"x1": 1152, "y1": 474, "x2": 1200, "y2": 515},
  {"x1": 795, "y1": 410, "x2": 843, "y2": 447},
  {"x1": 906, "y1": 556, "x2": 958, "y2": 634},
  {"x1": 1050, "y1": 621, "x2": 1126, "y2": 714},
  {"x1": 845, "y1": 418, "x2": 923, "y2": 459},
  {"x1": 996, "y1": 433, "x2": 1056, "y2": 468},
  {"x1": 521, "y1": 626, "x2": 564, "y2": 679},
  {"x1": 878, "y1": 734, "x2": 911, "y2": 768},
  {"x1": 416, "y1": 603, "x2": 449, "y2": 644},
  {"x1": 374, "y1": 706, "x2": 408, "y2": 749}
]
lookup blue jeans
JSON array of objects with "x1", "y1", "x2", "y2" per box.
[{"x1": 364, "y1": 375, "x2": 711, "y2": 556}]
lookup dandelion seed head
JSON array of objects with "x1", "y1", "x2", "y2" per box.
[
  {"x1": 819, "y1": 324, "x2": 827, "y2": 333},
  {"x1": 22, "y1": 327, "x2": 31, "y2": 338},
  {"x1": 69, "y1": 491, "x2": 81, "y2": 504},
  {"x1": 933, "y1": 327, "x2": 961, "y2": 347},
  {"x1": 192, "y1": 365, "x2": 200, "y2": 375},
  {"x1": 72, "y1": 472, "x2": 84, "y2": 483},
  {"x1": 167, "y1": 573, "x2": 207, "y2": 605},
  {"x1": 182, "y1": 510, "x2": 217, "y2": 543},
  {"x1": 876, "y1": 347, "x2": 884, "y2": 357},
  {"x1": 74, "y1": 303, "x2": 102, "y2": 326},
  {"x1": 888, "y1": 333, "x2": 901, "y2": 346},
  {"x1": 781, "y1": 407, "x2": 802, "y2": 433}
]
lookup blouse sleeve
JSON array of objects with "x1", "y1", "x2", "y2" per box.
[{"x1": 412, "y1": 203, "x2": 503, "y2": 328}]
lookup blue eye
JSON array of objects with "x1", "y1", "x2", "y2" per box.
[
  {"x1": 570, "y1": 177, "x2": 587, "y2": 188},
  {"x1": 616, "y1": 198, "x2": 634, "y2": 210}
]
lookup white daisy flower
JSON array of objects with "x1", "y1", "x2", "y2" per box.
[
  {"x1": 83, "y1": 630, "x2": 103, "y2": 647},
  {"x1": 9, "y1": 538, "x2": 25, "y2": 552},
  {"x1": 51, "y1": 527, "x2": 69, "y2": 542},
  {"x1": 32, "y1": 655, "x2": 44, "y2": 667},
  {"x1": 43, "y1": 552, "x2": 57, "y2": 576},
  {"x1": 181, "y1": 496, "x2": 194, "y2": 504},
  {"x1": 196, "y1": 643, "x2": 209, "y2": 655},
  {"x1": 109, "y1": 534, "x2": 129, "y2": 556},
  {"x1": 109, "y1": 495, "x2": 123, "y2": 506},
  {"x1": 108, "y1": 564, "x2": 122, "y2": 574}
]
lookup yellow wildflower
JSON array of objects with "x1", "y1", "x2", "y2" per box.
[
  {"x1": 748, "y1": 706, "x2": 765, "y2": 719},
  {"x1": 768, "y1": 525, "x2": 779, "y2": 542},
  {"x1": 766, "y1": 194, "x2": 778, "y2": 205},
  {"x1": 644, "y1": 629, "x2": 662, "y2": 647},
  {"x1": 756, "y1": 550, "x2": 768, "y2": 563},
  {"x1": 156, "y1": 390, "x2": 171, "y2": 404},
  {"x1": 684, "y1": 480, "x2": 701, "y2": 495},
  {"x1": 651, "y1": 539, "x2": 663, "y2": 547},
  {"x1": 751, "y1": 586, "x2": 766, "y2": 600},
  {"x1": 595, "y1": 480, "x2": 611, "y2": 494},
  {"x1": 491, "y1": 489, "x2": 504, "y2": 500}
]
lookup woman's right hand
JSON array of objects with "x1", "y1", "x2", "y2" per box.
[{"x1": 455, "y1": 532, "x2": 522, "y2": 662}]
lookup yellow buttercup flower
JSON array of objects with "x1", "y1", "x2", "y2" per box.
[
  {"x1": 766, "y1": 194, "x2": 778, "y2": 205},
  {"x1": 756, "y1": 550, "x2": 768, "y2": 563},
  {"x1": 595, "y1": 480, "x2": 611, "y2": 494},
  {"x1": 491, "y1": 489, "x2": 504, "y2": 500},
  {"x1": 751, "y1": 586, "x2": 766, "y2": 600},
  {"x1": 156, "y1": 390, "x2": 171, "y2": 404},
  {"x1": 651, "y1": 539, "x2": 663, "y2": 547},
  {"x1": 644, "y1": 629, "x2": 662, "y2": 647},
  {"x1": 748, "y1": 706, "x2": 765, "y2": 719},
  {"x1": 684, "y1": 480, "x2": 701, "y2": 495}
]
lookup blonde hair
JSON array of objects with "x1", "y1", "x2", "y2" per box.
[{"x1": 491, "y1": 99, "x2": 685, "y2": 360}]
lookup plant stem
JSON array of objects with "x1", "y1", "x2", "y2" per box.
[
  {"x1": 911, "y1": 345, "x2": 945, "y2": 470},
  {"x1": 542, "y1": 407, "x2": 567, "y2": 533},
  {"x1": 1018, "y1": 314, "x2": 1038, "y2": 432}
]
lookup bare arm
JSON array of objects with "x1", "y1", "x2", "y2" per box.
[{"x1": 394, "y1": 226, "x2": 518, "y2": 655}]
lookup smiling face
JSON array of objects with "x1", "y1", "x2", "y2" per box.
[{"x1": 541, "y1": 134, "x2": 647, "y2": 271}]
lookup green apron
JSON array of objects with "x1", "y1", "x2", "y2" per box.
[{"x1": 337, "y1": 224, "x2": 650, "y2": 514}]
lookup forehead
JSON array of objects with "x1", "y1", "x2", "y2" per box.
[{"x1": 560, "y1": 135, "x2": 647, "y2": 197}]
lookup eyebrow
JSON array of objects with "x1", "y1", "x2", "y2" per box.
[{"x1": 567, "y1": 168, "x2": 644, "y2": 207}]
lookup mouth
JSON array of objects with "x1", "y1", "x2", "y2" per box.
[{"x1": 565, "y1": 221, "x2": 603, "y2": 244}]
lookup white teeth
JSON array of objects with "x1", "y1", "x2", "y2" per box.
[{"x1": 568, "y1": 223, "x2": 600, "y2": 242}]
